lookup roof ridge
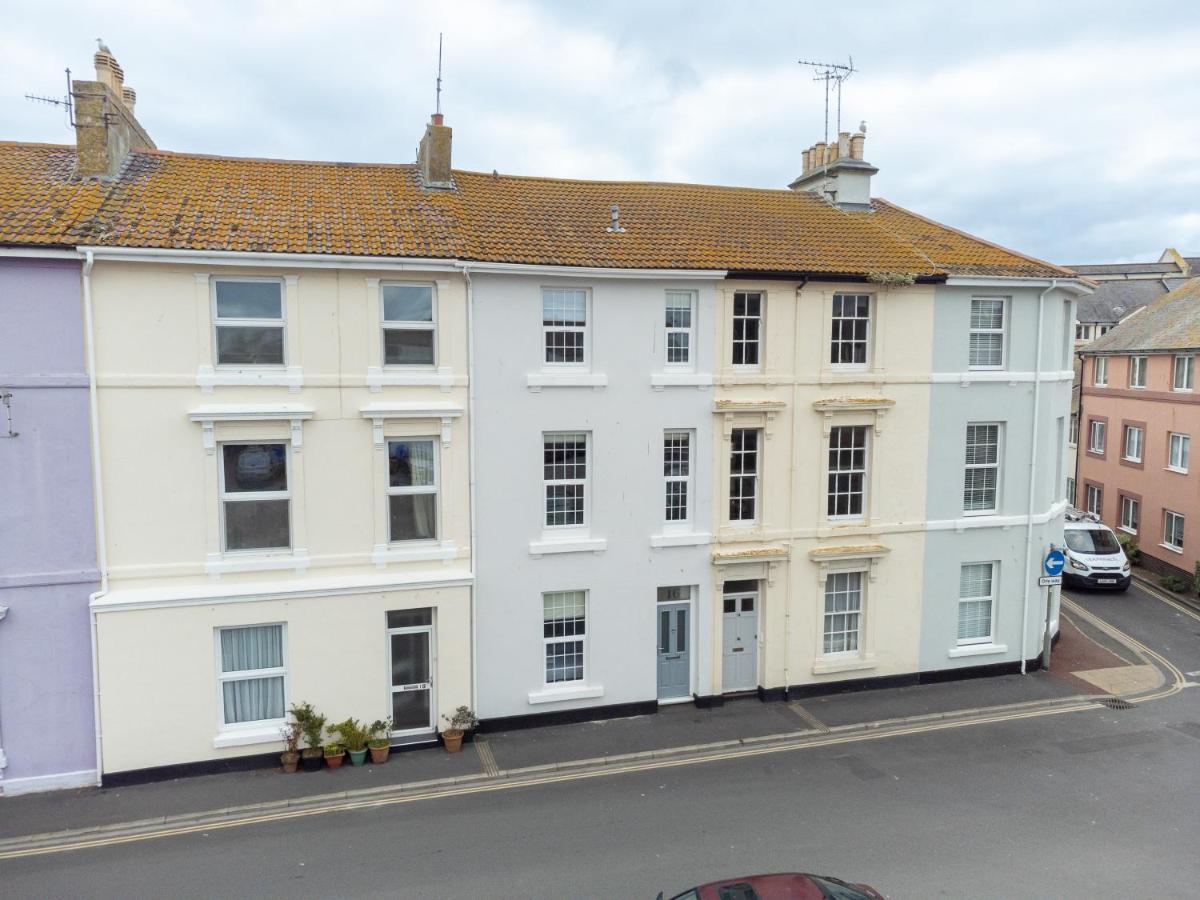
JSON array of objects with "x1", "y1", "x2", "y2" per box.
[{"x1": 129, "y1": 147, "x2": 421, "y2": 170}]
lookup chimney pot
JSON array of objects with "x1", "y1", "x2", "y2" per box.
[
  {"x1": 813, "y1": 142, "x2": 826, "y2": 167},
  {"x1": 121, "y1": 86, "x2": 136, "y2": 113},
  {"x1": 838, "y1": 131, "x2": 851, "y2": 160},
  {"x1": 431, "y1": 113, "x2": 444, "y2": 126},
  {"x1": 850, "y1": 131, "x2": 866, "y2": 160}
]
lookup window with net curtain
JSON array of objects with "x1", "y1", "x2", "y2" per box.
[
  {"x1": 958, "y1": 563, "x2": 995, "y2": 644},
  {"x1": 388, "y1": 439, "x2": 438, "y2": 542},
  {"x1": 218, "y1": 624, "x2": 285, "y2": 725}
]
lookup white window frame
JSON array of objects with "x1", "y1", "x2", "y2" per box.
[
  {"x1": 822, "y1": 570, "x2": 864, "y2": 657},
  {"x1": 1085, "y1": 483, "x2": 1102, "y2": 517},
  {"x1": 664, "y1": 290, "x2": 696, "y2": 370},
  {"x1": 827, "y1": 425, "x2": 869, "y2": 520},
  {"x1": 1068, "y1": 412, "x2": 1079, "y2": 448},
  {"x1": 1163, "y1": 510, "x2": 1185, "y2": 553},
  {"x1": 963, "y1": 423, "x2": 1002, "y2": 516},
  {"x1": 212, "y1": 276, "x2": 286, "y2": 368},
  {"x1": 663, "y1": 429, "x2": 693, "y2": 528},
  {"x1": 830, "y1": 293, "x2": 872, "y2": 368},
  {"x1": 218, "y1": 441, "x2": 292, "y2": 554},
  {"x1": 728, "y1": 427, "x2": 760, "y2": 524},
  {"x1": 215, "y1": 623, "x2": 288, "y2": 734},
  {"x1": 968, "y1": 296, "x2": 1007, "y2": 370},
  {"x1": 957, "y1": 562, "x2": 997, "y2": 646},
  {"x1": 385, "y1": 608, "x2": 436, "y2": 737},
  {"x1": 543, "y1": 431, "x2": 589, "y2": 531},
  {"x1": 1173, "y1": 355, "x2": 1194, "y2": 392},
  {"x1": 1129, "y1": 355, "x2": 1147, "y2": 389},
  {"x1": 1123, "y1": 425, "x2": 1144, "y2": 463},
  {"x1": 1119, "y1": 495, "x2": 1139, "y2": 534},
  {"x1": 1088, "y1": 420, "x2": 1106, "y2": 455},
  {"x1": 1093, "y1": 356, "x2": 1108, "y2": 386},
  {"x1": 1066, "y1": 476, "x2": 1076, "y2": 505},
  {"x1": 542, "y1": 288, "x2": 590, "y2": 369},
  {"x1": 731, "y1": 291, "x2": 763, "y2": 369},
  {"x1": 381, "y1": 282, "x2": 437, "y2": 368},
  {"x1": 542, "y1": 590, "x2": 587, "y2": 686},
  {"x1": 1168, "y1": 432, "x2": 1190, "y2": 473},
  {"x1": 386, "y1": 437, "x2": 440, "y2": 544}
]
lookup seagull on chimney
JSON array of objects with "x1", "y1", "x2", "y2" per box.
[
  {"x1": 97, "y1": 38, "x2": 111, "y2": 53},
  {"x1": 859, "y1": 120, "x2": 867, "y2": 134}
]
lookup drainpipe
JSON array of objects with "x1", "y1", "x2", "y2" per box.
[
  {"x1": 1020, "y1": 279, "x2": 1057, "y2": 674},
  {"x1": 463, "y1": 266, "x2": 478, "y2": 714},
  {"x1": 82, "y1": 249, "x2": 108, "y2": 785}
]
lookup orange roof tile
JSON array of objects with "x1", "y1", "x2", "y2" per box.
[{"x1": 0, "y1": 141, "x2": 1070, "y2": 279}]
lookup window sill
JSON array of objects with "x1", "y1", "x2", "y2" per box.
[
  {"x1": 526, "y1": 372, "x2": 608, "y2": 390},
  {"x1": 650, "y1": 531, "x2": 711, "y2": 548},
  {"x1": 205, "y1": 550, "x2": 310, "y2": 576},
  {"x1": 650, "y1": 372, "x2": 713, "y2": 390},
  {"x1": 1159, "y1": 543, "x2": 1185, "y2": 555},
  {"x1": 1165, "y1": 467, "x2": 1189, "y2": 475},
  {"x1": 812, "y1": 655, "x2": 876, "y2": 675},
  {"x1": 1118, "y1": 526, "x2": 1137, "y2": 536},
  {"x1": 528, "y1": 537, "x2": 608, "y2": 556},
  {"x1": 947, "y1": 642, "x2": 1007, "y2": 659},
  {"x1": 366, "y1": 366, "x2": 458, "y2": 393},
  {"x1": 213, "y1": 724, "x2": 285, "y2": 749},
  {"x1": 372, "y1": 541, "x2": 460, "y2": 565},
  {"x1": 527, "y1": 684, "x2": 605, "y2": 705},
  {"x1": 197, "y1": 365, "x2": 303, "y2": 393}
]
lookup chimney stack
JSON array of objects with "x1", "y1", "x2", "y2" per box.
[
  {"x1": 789, "y1": 125, "x2": 876, "y2": 210},
  {"x1": 72, "y1": 44, "x2": 154, "y2": 179},
  {"x1": 417, "y1": 113, "x2": 454, "y2": 190}
]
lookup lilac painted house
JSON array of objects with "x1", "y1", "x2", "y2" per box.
[{"x1": 0, "y1": 252, "x2": 98, "y2": 795}]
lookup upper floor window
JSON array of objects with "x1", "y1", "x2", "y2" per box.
[
  {"x1": 731, "y1": 291, "x2": 762, "y2": 367},
  {"x1": 828, "y1": 425, "x2": 868, "y2": 518},
  {"x1": 382, "y1": 284, "x2": 436, "y2": 366},
  {"x1": 1088, "y1": 419, "x2": 1106, "y2": 455},
  {"x1": 729, "y1": 428, "x2": 759, "y2": 523},
  {"x1": 663, "y1": 430, "x2": 692, "y2": 525},
  {"x1": 217, "y1": 624, "x2": 286, "y2": 727},
  {"x1": 968, "y1": 297, "x2": 1006, "y2": 369},
  {"x1": 543, "y1": 289, "x2": 588, "y2": 366},
  {"x1": 1093, "y1": 356, "x2": 1108, "y2": 386},
  {"x1": 1168, "y1": 432, "x2": 1190, "y2": 473},
  {"x1": 1174, "y1": 355, "x2": 1194, "y2": 392},
  {"x1": 388, "y1": 439, "x2": 438, "y2": 542},
  {"x1": 1123, "y1": 425, "x2": 1144, "y2": 463},
  {"x1": 214, "y1": 279, "x2": 284, "y2": 366},
  {"x1": 664, "y1": 291, "x2": 695, "y2": 368},
  {"x1": 963, "y1": 423, "x2": 1001, "y2": 514},
  {"x1": 830, "y1": 294, "x2": 871, "y2": 366},
  {"x1": 220, "y1": 443, "x2": 290, "y2": 552},
  {"x1": 1129, "y1": 355, "x2": 1147, "y2": 389},
  {"x1": 544, "y1": 432, "x2": 588, "y2": 528}
]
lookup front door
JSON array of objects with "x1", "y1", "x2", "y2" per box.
[
  {"x1": 722, "y1": 591, "x2": 758, "y2": 692},
  {"x1": 387, "y1": 609, "x2": 435, "y2": 734},
  {"x1": 657, "y1": 603, "x2": 690, "y2": 700}
]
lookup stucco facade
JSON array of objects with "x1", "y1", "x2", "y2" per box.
[
  {"x1": 471, "y1": 271, "x2": 718, "y2": 721},
  {"x1": 87, "y1": 258, "x2": 474, "y2": 776},
  {"x1": 0, "y1": 254, "x2": 98, "y2": 795}
]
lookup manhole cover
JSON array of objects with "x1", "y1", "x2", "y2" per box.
[{"x1": 1096, "y1": 697, "x2": 1135, "y2": 710}]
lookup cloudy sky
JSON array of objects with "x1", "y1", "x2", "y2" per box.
[{"x1": 4, "y1": 0, "x2": 1198, "y2": 264}]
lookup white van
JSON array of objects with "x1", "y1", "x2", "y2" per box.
[{"x1": 1062, "y1": 508, "x2": 1131, "y2": 590}]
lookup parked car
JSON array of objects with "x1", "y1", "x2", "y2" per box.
[
  {"x1": 658, "y1": 872, "x2": 885, "y2": 900},
  {"x1": 1063, "y1": 508, "x2": 1131, "y2": 590}
]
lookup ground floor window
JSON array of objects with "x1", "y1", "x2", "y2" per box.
[
  {"x1": 1164, "y1": 510, "x2": 1185, "y2": 551},
  {"x1": 217, "y1": 624, "x2": 286, "y2": 726},
  {"x1": 958, "y1": 563, "x2": 995, "y2": 645},
  {"x1": 823, "y1": 572, "x2": 863, "y2": 654},
  {"x1": 543, "y1": 591, "x2": 586, "y2": 684},
  {"x1": 1085, "y1": 483, "x2": 1102, "y2": 517},
  {"x1": 1119, "y1": 496, "x2": 1139, "y2": 534}
]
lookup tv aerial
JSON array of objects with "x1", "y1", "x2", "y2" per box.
[
  {"x1": 24, "y1": 68, "x2": 75, "y2": 127},
  {"x1": 797, "y1": 56, "x2": 856, "y2": 145}
]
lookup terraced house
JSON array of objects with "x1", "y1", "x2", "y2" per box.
[{"x1": 0, "y1": 47, "x2": 1089, "y2": 781}]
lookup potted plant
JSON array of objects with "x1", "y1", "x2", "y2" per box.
[
  {"x1": 323, "y1": 740, "x2": 346, "y2": 769},
  {"x1": 290, "y1": 702, "x2": 327, "y2": 772},
  {"x1": 367, "y1": 718, "x2": 392, "y2": 764},
  {"x1": 279, "y1": 719, "x2": 302, "y2": 774},
  {"x1": 331, "y1": 717, "x2": 369, "y2": 767},
  {"x1": 440, "y1": 706, "x2": 478, "y2": 753}
]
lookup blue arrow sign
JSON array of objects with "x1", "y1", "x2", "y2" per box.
[{"x1": 1044, "y1": 549, "x2": 1066, "y2": 576}]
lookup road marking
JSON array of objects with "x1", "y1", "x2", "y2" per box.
[
  {"x1": 1129, "y1": 579, "x2": 1200, "y2": 625},
  {"x1": 788, "y1": 702, "x2": 830, "y2": 733}
]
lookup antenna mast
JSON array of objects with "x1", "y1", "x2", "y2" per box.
[
  {"x1": 435, "y1": 33, "x2": 443, "y2": 115},
  {"x1": 24, "y1": 68, "x2": 75, "y2": 127},
  {"x1": 797, "y1": 56, "x2": 855, "y2": 144}
]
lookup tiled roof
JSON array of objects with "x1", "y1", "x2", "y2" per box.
[
  {"x1": 1085, "y1": 277, "x2": 1200, "y2": 353},
  {"x1": 1077, "y1": 278, "x2": 1169, "y2": 324},
  {"x1": 0, "y1": 141, "x2": 1069, "y2": 279}
]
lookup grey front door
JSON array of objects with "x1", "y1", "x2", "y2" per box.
[
  {"x1": 722, "y1": 591, "x2": 758, "y2": 692},
  {"x1": 657, "y1": 603, "x2": 690, "y2": 700}
]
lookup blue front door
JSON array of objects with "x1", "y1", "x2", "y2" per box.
[{"x1": 657, "y1": 603, "x2": 690, "y2": 700}]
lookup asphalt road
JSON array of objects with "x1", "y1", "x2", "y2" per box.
[{"x1": 3, "y1": 582, "x2": 1199, "y2": 900}]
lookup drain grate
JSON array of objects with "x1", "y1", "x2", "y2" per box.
[{"x1": 1096, "y1": 697, "x2": 1135, "y2": 710}]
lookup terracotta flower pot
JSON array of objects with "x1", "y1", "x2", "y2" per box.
[
  {"x1": 281, "y1": 751, "x2": 299, "y2": 774},
  {"x1": 324, "y1": 750, "x2": 345, "y2": 769},
  {"x1": 300, "y1": 749, "x2": 324, "y2": 772},
  {"x1": 368, "y1": 743, "x2": 389, "y2": 764},
  {"x1": 442, "y1": 729, "x2": 464, "y2": 753}
]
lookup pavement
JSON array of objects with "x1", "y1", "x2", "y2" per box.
[{"x1": 0, "y1": 590, "x2": 1174, "y2": 850}]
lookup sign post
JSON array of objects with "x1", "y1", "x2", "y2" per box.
[{"x1": 1041, "y1": 548, "x2": 1065, "y2": 668}]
